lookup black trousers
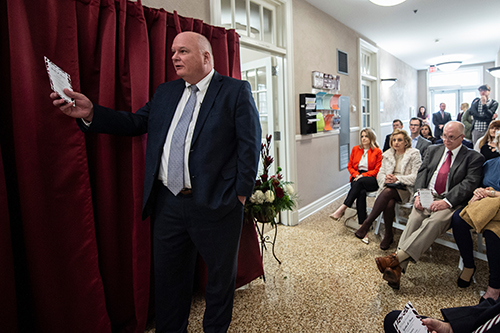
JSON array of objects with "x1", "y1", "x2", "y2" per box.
[
  {"x1": 153, "y1": 184, "x2": 244, "y2": 333},
  {"x1": 343, "y1": 176, "x2": 378, "y2": 224},
  {"x1": 452, "y1": 208, "x2": 500, "y2": 289}
]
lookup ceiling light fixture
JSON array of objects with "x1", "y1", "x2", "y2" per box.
[
  {"x1": 369, "y1": 0, "x2": 406, "y2": 6},
  {"x1": 436, "y1": 61, "x2": 462, "y2": 72},
  {"x1": 487, "y1": 66, "x2": 500, "y2": 79},
  {"x1": 381, "y1": 78, "x2": 397, "y2": 87}
]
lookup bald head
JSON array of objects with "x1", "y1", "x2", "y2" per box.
[
  {"x1": 444, "y1": 121, "x2": 465, "y2": 135},
  {"x1": 171, "y1": 32, "x2": 214, "y2": 84},
  {"x1": 442, "y1": 121, "x2": 465, "y2": 150},
  {"x1": 196, "y1": 33, "x2": 214, "y2": 65}
]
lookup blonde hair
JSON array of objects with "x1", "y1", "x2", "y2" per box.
[
  {"x1": 390, "y1": 128, "x2": 412, "y2": 150},
  {"x1": 358, "y1": 127, "x2": 379, "y2": 149},
  {"x1": 461, "y1": 102, "x2": 469, "y2": 111}
]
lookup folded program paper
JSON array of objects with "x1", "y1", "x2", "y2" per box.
[{"x1": 44, "y1": 56, "x2": 74, "y2": 105}]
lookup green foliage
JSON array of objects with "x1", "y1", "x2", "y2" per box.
[{"x1": 245, "y1": 135, "x2": 298, "y2": 225}]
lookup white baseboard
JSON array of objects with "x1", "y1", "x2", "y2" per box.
[{"x1": 298, "y1": 184, "x2": 350, "y2": 222}]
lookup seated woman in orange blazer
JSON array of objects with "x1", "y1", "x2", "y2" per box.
[{"x1": 330, "y1": 128, "x2": 382, "y2": 227}]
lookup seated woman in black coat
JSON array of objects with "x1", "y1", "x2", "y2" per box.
[
  {"x1": 451, "y1": 131, "x2": 500, "y2": 302},
  {"x1": 476, "y1": 120, "x2": 500, "y2": 161}
]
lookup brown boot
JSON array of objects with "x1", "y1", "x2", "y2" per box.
[
  {"x1": 375, "y1": 254, "x2": 399, "y2": 274},
  {"x1": 383, "y1": 266, "x2": 402, "y2": 290},
  {"x1": 380, "y1": 222, "x2": 394, "y2": 250}
]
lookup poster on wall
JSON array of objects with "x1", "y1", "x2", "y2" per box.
[{"x1": 339, "y1": 144, "x2": 349, "y2": 170}]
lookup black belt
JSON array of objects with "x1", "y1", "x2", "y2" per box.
[{"x1": 179, "y1": 188, "x2": 192, "y2": 195}]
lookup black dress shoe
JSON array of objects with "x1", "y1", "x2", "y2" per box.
[{"x1": 457, "y1": 267, "x2": 476, "y2": 288}]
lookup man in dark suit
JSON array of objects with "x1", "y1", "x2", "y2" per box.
[
  {"x1": 432, "y1": 102, "x2": 452, "y2": 139},
  {"x1": 384, "y1": 297, "x2": 500, "y2": 333},
  {"x1": 51, "y1": 32, "x2": 261, "y2": 332},
  {"x1": 383, "y1": 119, "x2": 403, "y2": 152},
  {"x1": 375, "y1": 121, "x2": 484, "y2": 289},
  {"x1": 409, "y1": 117, "x2": 431, "y2": 156}
]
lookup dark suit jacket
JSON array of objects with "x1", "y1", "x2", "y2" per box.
[
  {"x1": 415, "y1": 135, "x2": 431, "y2": 156},
  {"x1": 383, "y1": 134, "x2": 391, "y2": 152},
  {"x1": 432, "y1": 111, "x2": 452, "y2": 139},
  {"x1": 79, "y1": 72, "x2": 262, "y2": 220},
  {"x1": 415, "y1": 144, "x2": 484, "y2": 207}
]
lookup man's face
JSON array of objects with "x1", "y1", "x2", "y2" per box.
[
  {"x1": 440, "y1": 103, "x2": 446, "y2": 111},
  {"x1": 409, "y1": 120, "x2": 421, "y2": 136},
  {"x1": 171, "y1": 32, "x2": 210, "y2": 84},
  {"x1": 442, "y1": 123, "x2": 464, "y2": 150},
  {"x1": 392, "y1": 121, "x2": 403, "y2": 131},
  {"x1": 479, "y1": 89, "x2": 490, "y2": 99}
]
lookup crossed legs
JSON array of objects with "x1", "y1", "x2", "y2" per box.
[{"x1": 331, "y1": 176, "x2": 378, "y2": 221}]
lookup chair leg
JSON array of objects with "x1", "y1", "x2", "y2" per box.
[{"x1": 374, "y1": 215, "x2": 383, "y2": 235}]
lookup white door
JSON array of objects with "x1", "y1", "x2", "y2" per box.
[
  {"x1": 461, "y1": 89, "x2": 479, "y2": 107},
  {"x1": 242, "y1": 57, "x2": 276, "y2": 175},
  {"x1": 432, "y1": 90, "x2": 458, "y2": 119},
  {"x1": 432, "y1": 89, "x2": 479, "y2": 120},
  {"x1": 361, "y1": 80, "x2": 371, "y2": 128}
]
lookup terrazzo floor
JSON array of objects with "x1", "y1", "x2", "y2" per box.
[{"x1": 147, "y1": 195, "x2": 489, "y2": 332}]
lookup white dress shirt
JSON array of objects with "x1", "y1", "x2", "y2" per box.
[
  {"x1": 158, "y1": 69, "x2": 215, "y2": 189},
  {"x1": 411, "y1": 136, "x2": 418, "y2": 149},
  {"x1": 358, "y1": 149, "x2": 369, "y2": 171}
]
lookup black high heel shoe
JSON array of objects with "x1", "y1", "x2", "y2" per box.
[{"x1": 457, "y1": 267, "x2": 476, "y2": 288}]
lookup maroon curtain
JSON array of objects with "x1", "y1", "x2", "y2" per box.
[{"x1": 1, "y1": 0, "x2": 262, "y2": 332}]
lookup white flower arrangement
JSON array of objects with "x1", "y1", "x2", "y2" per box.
[{"x1": 264, "y1": 190, "x2": 275, "y2": 203}]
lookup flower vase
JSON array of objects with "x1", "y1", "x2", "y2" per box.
[{"x1": 254, "y1": 212, "x2": 274, "y2": 224}]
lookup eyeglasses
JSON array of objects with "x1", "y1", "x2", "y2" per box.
[{"x1": 442, "y1": 134, "x2": 463, "y2": 142}]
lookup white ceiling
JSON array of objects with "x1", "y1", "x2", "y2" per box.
[{"x1": 304, "y1": 0, "x2": 500, "y2": 70}]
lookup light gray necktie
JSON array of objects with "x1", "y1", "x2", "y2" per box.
[{"x1": 167, "y1": 85, "x2": 199, "y2": 195}]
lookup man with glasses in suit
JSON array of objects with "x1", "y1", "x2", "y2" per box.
[{"x1": 374, "y1": 121, "x2": 483, "y2": 290}]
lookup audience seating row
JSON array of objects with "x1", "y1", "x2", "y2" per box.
[{"x1": 365, "y1": 191, "x2": 487, "y2": 262}]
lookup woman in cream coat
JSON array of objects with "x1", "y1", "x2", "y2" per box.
[{"x1": 354, "y1": 129, "x2": 421, "y2": 250}]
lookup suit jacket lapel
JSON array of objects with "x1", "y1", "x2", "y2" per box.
[
  {"x1": 449, "y1": 145, "x2": 467, "y2": 181},
  {"x1": 428, "y1": 145, "x2": 445, "y2": 184},
  {"x1": 191, "y1": 71, "x2": 223, "y2": 146},
  {"x1": 159, "y1": 79, "x2": 185, "y2": 143}
]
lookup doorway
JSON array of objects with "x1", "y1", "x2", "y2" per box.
[
  {"x1": 431, "y1": 88, "x2": 478, "y2": 119},
  {"x1": 241, "y1": 48, "x2": 286, "y2": 177},
  {"x1": 240, "y1": 47, "x2": 289, "y2": 223}
]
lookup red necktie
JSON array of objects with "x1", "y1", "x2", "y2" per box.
[{"x1": 435, "y1": 151, "x2": 452, "y2": 194}]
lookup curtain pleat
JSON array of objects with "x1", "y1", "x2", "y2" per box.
[{"x1": 1, "y1": 1, "x2": 262, "y2": 331}]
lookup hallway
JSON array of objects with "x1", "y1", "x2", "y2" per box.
[{"x1": 149, "y1": 195, "x2": 488, "y2": 332}]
